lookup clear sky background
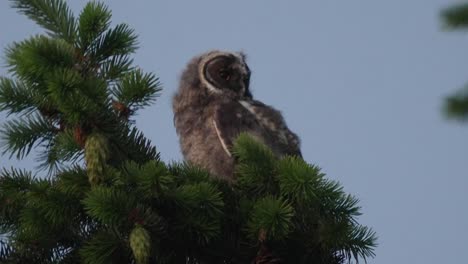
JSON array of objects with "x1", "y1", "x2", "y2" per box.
[{"x1": 1, "y1": 1, "x2": 467, "y2": 263}]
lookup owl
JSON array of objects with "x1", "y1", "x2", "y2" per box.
[{"x1": 173, "y1": 50, "x2": 301, "y2": 182}]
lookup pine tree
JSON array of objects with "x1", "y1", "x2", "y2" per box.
[
  {"x1": 441, "y1": 3, "x2": 468, "y2": 121},
  {"x1": 0, "y1": 1, "x2": 377, "y2": 263}
]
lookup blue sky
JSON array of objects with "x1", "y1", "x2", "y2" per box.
[{"x1": 1, "y1": 1, "x2": 467, "y2": 263}]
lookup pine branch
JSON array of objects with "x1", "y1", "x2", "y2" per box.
[
  {"x1": 10, "y1": 0, "x2": 76, "y2": 42},
  {"x1": 0, "y1": 168, "x2": 34, "y2": 196},
  {"x1": 170, "y1": 182, "x2": 224, "y2": 244},
  {"x1": 167, "y1": 162, "x2": 212, "y2": 185},
  {"x1": 5, "y1": 36, "x2": 75, "y2": 83},
  {"x1": 247, "y1": 196, "x2": 294, "y2": 241},
  {"x1": 111, "y1": 126, "x2": 159, "y2": 165},
  {"x1": 55, "y1": 166, "x2": 89, "y2": 197},
  {"x1": 33, "y1": 185, "x2": 82, "y2": 228},
  {"x1": 82, "y1": 186, "x2": 136, "y2": 226},
  {"x1": 100, "y1": 55, "x2": 134, "y2": 81},
  {"x1": 0, "y1": 113, "x2": 55, "y2": 159},
  {"x1": 323, "y1": 193, "x2": 361, "y2": 224},
  {"x1": 88, "y1": 23, "x2": 138, "y2": 63},
  {"x1": 172, "y1": 182, "x2": 224, "y2": 218},
  {"x1": 36, "y1": 128, "x2": 83, "y2": 173},
  {"x1": 0, "y1": 170, "x2": 84, "y2": 263},
  {"x1": 232, "y1": 134, "x2": 377, "y2": 263},
  {"x1": 80, "y1": 230, "x2": 127, "y2": 264},
  {"x1": 0, "y1": 168, "x2": 35, "y2": 231},
  {"x1": 121, "y1": 160, "x2": 173, "y2": 200},
  {"x1": 233, "y1": 133, "x2": 277, "y2": 197},
  {"x1": 112, "y1": 69, "x2": 162, "y2": 112},
  {"x1": 46, "y1": 69, "x2": 107, "y2": 124},
  {"x1": 441, "y1": 3, "x2": 468, "y2": 29},
  {"x1": 16, "y1": 206, "x2": 55, "y2": 249},
  {"x1": 444, "y1": 85, "x2": 468, "y2": 121},
  {"x1": 78, "y1": 1, "x2": 111, "y2": 51},
  {"x1": 276, "y1": 156, "x2": 323, "y2": 203},
  {"x1": 342, "y1": 225, "x2": 377, "y2": 262},
  {"x1": 0, "y1": 77, "x2": 37, "y2": 116}
]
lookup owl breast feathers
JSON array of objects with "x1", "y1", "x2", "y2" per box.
[{"x1": 173, "y1": 50, "x2": 301, "y2": 182}]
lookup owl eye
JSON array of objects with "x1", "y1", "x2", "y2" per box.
[{"x1": 218, "y1": 69, "x2": 230, "y2": 80}]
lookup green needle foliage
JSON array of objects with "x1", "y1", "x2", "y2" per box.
[
  {"x1": 441, "y1": 3, "x2": 468, "y2": 30},
  {"x1": 441, "y1": 3, "x2": 468, "y2": 121},
  {"x1": 0, "y1": 1, "x2": 377, "y2": 263}
]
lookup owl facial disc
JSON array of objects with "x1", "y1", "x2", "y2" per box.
[{"x1": 199, "y1": 51, "x2": 251, "y2": 97}]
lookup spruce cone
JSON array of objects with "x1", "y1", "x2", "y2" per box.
[
  {"x1": 130, "y1": 225, "x2": 151, "y2": 264},
  {"x1": 84, "y1": 132, "x2": 109, "y2": 185}
]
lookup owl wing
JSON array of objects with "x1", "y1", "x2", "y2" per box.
[
  {"x1": 213, "y1": 100, "x2": 302, "y2": 158},
  {"x1": 212, "y1": 100, "x2": 264, "y2": 157},
  {"x1": 239, "y1": 100, "x2": 302, "y2": 157}
]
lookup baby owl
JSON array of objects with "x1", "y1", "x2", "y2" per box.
[{"x1": 173, "y1": 50, "x2": 301, "y2": 182}]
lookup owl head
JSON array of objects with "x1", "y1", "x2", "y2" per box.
[{"x1": 183, "y1": 50, "x2": 252, "y2": 98}]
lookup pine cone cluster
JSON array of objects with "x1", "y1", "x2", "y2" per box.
[
  {"x1": 84, "y1": 133, "x2": 109, "y2": 185},
  {"x1": 130, "y1": 225, "x2": 151, "y2": 264}
]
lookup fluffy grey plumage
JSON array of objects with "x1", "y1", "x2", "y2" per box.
[{"x1": 173, "y1": 50, "x2": 301, "y2": 182}]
